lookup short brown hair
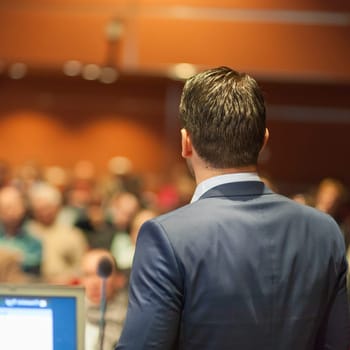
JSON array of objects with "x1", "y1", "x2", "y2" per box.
[{"x1": 179, "y1": 66, "x2": 266, "y2": 168}]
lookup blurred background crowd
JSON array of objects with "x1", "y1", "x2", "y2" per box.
[
  {"x1": 0, "y1": 156, "x2": 349, "y2": 286},
  {"x1": 0, "y1": 157, "x2": 197, "y2": 284}
]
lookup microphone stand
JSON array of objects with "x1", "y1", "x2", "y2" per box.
[
  {"x1": 97, "y1": 256, "x2": 113, "y2": 350},
  {"x1": 99, "y1": 277, "x2": 107, "y2": 350}
]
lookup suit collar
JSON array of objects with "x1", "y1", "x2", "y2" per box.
[
  {"x1": 191, "y1": 172, "x2": 261, "y2": 202},
  {"x1": 199, "y1": 181, "x2": 272, "y2": 200}
]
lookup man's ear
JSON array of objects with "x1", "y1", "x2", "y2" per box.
[
  {"x1": 261, "y1": 128, "x2": 269, "y2": 152},
  {"x1": 181, "y1": 128, "x2": 193, "y2": 158}
]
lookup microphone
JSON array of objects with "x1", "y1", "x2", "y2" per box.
[
  {"x1": 97, "y1": 257, "x2": 113, "y2": 350},
  {"x1": 97, "y1": 256, "x2": 113, "y2": 279}
]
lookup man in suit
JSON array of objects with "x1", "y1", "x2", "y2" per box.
[{"x1": 115, "y1": 66, "x2": 350, "y2": 349}]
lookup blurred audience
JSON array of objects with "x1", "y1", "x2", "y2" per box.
[
  {"x1": 289, "y1": 177, "x2": 350, "y2": 252},
  {"x1": 80, "y1": 249, "x2": 128, "y2": 350},
  {"x1": 108, "y1": 191, "x2": 140, "y2": 233},
  {"x1": 156, "y1": 163, "x2": 195, "y2": 213},
  {"x1": 57, "y1": 160, "x2": 97, "y2": 227},
  {"x1": 111, "y1": 208, "x2": 158, "y2": 275},
  {"x1": 26, "y1": 182, "x2": 88, "y2": 284},
  {"x1": 108, "y1": 191, "x2": 141, "y2": 271},
  {"x1": 0, "y1": 186, "x2": 42, "y2": 276},
  {"x1": 0, "y1": 248, "x2": 32, "y2": 283},
  {"x1": 103, "y1": 156, "x2": 142, "y2": 198},
  {"x1": 74, "y1": 190, "x2": 115, "y2": 250},
  {"x1": 291, "y1": 192, "x2": 313, "y2": 206},
  {"x1": 12, "y1": 160, "x2": 43, "y2": 193},
  {"x1": 314, "y1": 178, "x2": 350, "y2": 248},
  {"x1": 2, "y1": 158, "x2": 350, "y2": 294},
  {"x1": 314, "y1": 178, "x2": 348, "y2": 217}
]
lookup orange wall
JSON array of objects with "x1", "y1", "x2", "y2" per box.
[
  {"x1": 0, "y1": 112, "x2": 166, "y2": 173},
  {"x1": 0, "y1": 75, "x2": 180, "y2": 177}
]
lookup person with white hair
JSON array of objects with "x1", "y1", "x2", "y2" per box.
[{"x1": 26, "y1": 182, "x2": 89, "y2": 284}]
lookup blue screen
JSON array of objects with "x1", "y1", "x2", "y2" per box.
[{"x1": 0, "y1": 295, "x2": 77, "y2": 350}]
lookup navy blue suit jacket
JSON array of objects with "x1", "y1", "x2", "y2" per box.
[{"x1": 116, "y1": 181, "x2": 350, "y2": 349}]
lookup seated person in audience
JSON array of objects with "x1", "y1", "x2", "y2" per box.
[
  {"x1": 0, "y1": 186, "x2": 42, "y2": 276},
  {"x1": 111, "y1": 208, "x2": 158, "y2": 276},
  {"x1": 80, "y1": 249, "x2": 128, "y2": 350},
  {"x1": 314, "y1": 178, "x2": 350, "y2": 302},
  {"x1": 0, "y1": 247, "x2": 31, "y2": 283},
  {"x1": 314, "y1": 178, "x2": 348, "y2": 219},
  {"x1": 12, "y1": 160, "x2": 43, "y2": 194},
  {"x1": 75, "y1": 191, "x2": 115, "y2": 250},
  {"x1": 26, "y1": 182, "x2": 88, "y2": 284},
  {"x1": 314, "y1": 177, "x2": 350, "y2": 247},
  {"x1": 108, "y1": 191, "x2": 141, "y2": 232},
  {"x1": 108, "y1": 191, "x2": 140, "y2": 270},
  {"x1": 291, "y1": 193, "x2": 311, "y2": 206}
]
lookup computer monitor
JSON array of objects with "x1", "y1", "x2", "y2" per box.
[{"x1": 0, "y1": 283, "x2": 85, "y2": 350}]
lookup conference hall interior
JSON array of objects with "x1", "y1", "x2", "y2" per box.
[{"x1": 0, "y1": 0, "x2": 349, "y2": 324}]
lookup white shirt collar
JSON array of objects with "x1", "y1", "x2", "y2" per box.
[{"x1": 191, "y1": 172, "x2": 261, "y2": 203}]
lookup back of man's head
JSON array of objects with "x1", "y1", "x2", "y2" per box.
[{"x1": 179, "y1": 66, "x2": 266, "y2": 168}]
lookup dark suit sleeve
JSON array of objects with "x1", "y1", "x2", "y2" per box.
[
  {"x1": 115, "y1": 220, "x2": 183, "y2": 350},
  {"x1": 315, "y1": 255, "x2": 350, "y2": 350}
]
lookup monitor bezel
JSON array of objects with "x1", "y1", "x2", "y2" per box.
[{"x1": 0, "y1": 283, "x2": 85, "y2": 350}]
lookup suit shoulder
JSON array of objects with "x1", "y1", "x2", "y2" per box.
[
  {"x1": 275, "y1": 194, "x2": 344, "y2": 242},
  {"x1": 144, "y1": 202, "x2": 206, "y2": 241},
  {"x1": 155, "y1": 202, "x2": 196, "y2": 221},
  {"x1": 153, "y1": 201, "x2": 208, "y2": 230}
]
